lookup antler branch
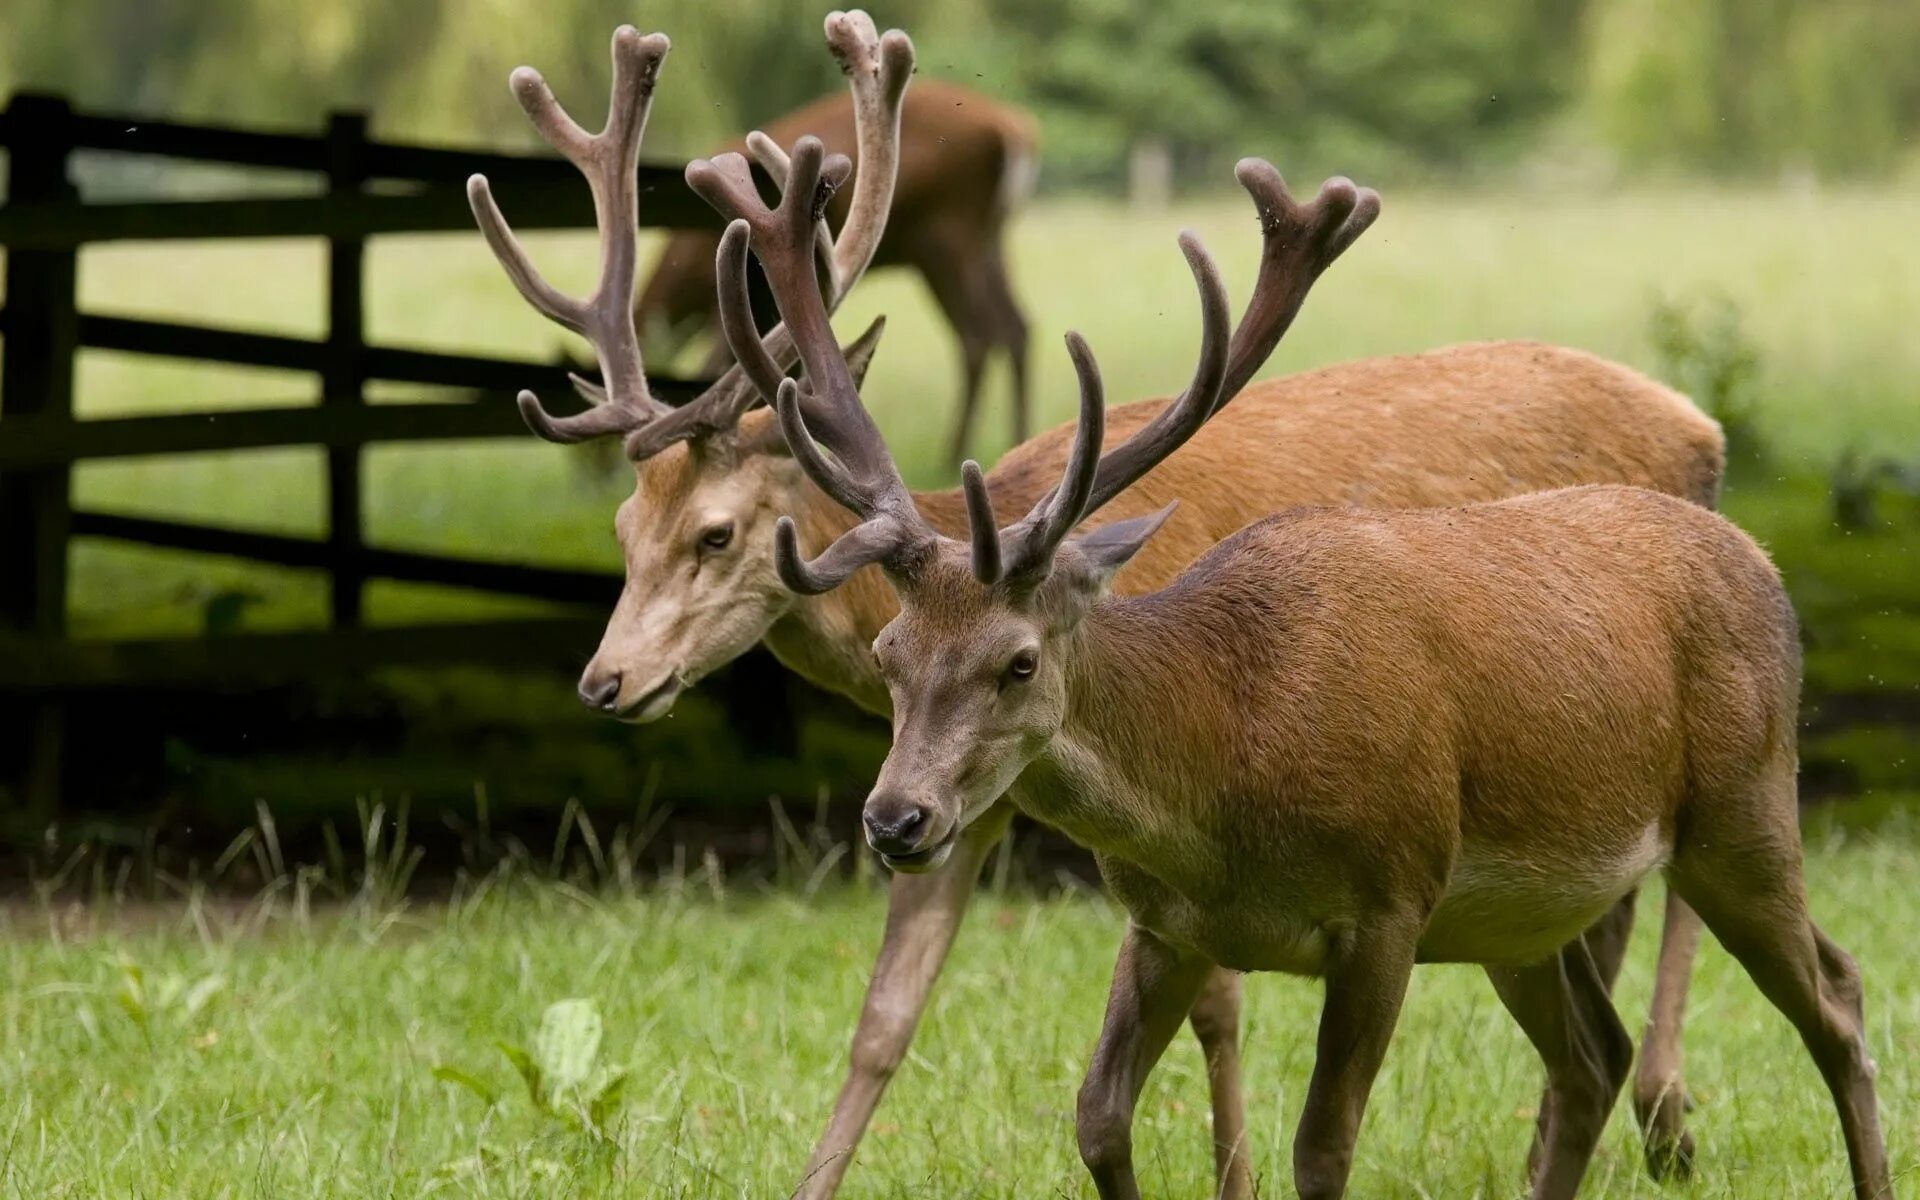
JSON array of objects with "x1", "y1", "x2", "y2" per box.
[
  {"x1": 979, "y1": 234, "x2": 1228, "y2": 580},
  {"x1": 624, "y1": 11, "x2": 915, "y2": 461},
  {"x1": 468, "y1": 26, "x2": 671, "y2": 445},
  {"x1": 1219, "y1": 161, "x2": 1381, "y2": 402}
]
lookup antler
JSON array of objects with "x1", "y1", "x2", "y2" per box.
[
  {"x1": 696, "y1": 135, "x2": 935, "y2": 593},
  {"x1": 968, "y1": 234, "x2": 1230, "y2": 583},
  {"x1": 723, "y1": 154, "x2": 1377, "y2": 593},
  {"x1": 970, "y1": 162, "x2": 1378, "y2": 583},
  {"x1": 471, "y1": 13, "x2": 913, "y2": 459},
  {"x1": 1056, "y1": 163, "x2": 1380, "y2": 524},
  {"x1": 623, "y1": 11, "x2": 914, "y2": 460},
  {"x1": 467, "y1": 26, "x2": 671, "y2": 444},
  {"x1": 1220, "y1": 161, "x2": 1381, "y2": 401}
]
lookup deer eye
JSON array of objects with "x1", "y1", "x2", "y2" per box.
[
  {"x1": 698, "y1": 522, "x2": 735, "y2": 553},
  {"x1": 1005, "y1": 649, "x2": 1038, "y2": 685}
]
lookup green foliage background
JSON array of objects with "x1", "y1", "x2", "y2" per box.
[{"x1": 5, "y1": 0, "x2": 1920, "y2": 185}]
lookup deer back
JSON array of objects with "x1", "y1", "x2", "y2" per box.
[{"x1": 913, "y1": 339, "x2": 1724, "y2": 600}]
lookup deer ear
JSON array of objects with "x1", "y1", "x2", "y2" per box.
[
  {"x1": 1069, "y1": 502, "x2": 1179, "y2": 589},
  {"x1": 843, "y1": 315, "x2": 887, "y2": 389}
]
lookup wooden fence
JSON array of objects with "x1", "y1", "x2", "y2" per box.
[{"x1": 0, "y1": 92, "x2": 755, "y2": 817}]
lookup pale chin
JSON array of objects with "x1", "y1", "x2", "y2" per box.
[
  {"x1": 617, "y1": 677, "x2": 683, "y2": 723},
  {"x1": 882, "y1": 838, "x2": 955, "y2": 874}
]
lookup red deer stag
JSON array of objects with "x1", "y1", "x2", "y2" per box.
[
  {"x1": 637, "y1": 83, "x2": 1037, "y2": 466},
  {"x1": 475, "y1": 20, "x2": 1721, "y2": 1197},
  {"x1": 708, "y1": 141, "x2": 1891, "y2": 1199}
]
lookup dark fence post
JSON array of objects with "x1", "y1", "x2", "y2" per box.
[
  {"x1": 0, "y1": 94, "x2": 80, "y2": 821},
  {"x1": 324, "y1": 112, "x2": 368, "y2": 626}
]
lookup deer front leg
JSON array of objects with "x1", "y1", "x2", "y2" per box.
[
  {"x1": 1293, "y1": 916, "x2": 1422, "y2": 1200},
  {"x1": 1078, "y1": 925, "x2": 1217, "y2": 1200},
  {"x1": 793, "y1": 801, "x2": 1014, "y2": 1200}
]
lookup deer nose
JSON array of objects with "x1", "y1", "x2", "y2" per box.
[
  {"x1": 863, "y1": 800, "x2": 930, "y2": 856},
  {"x1": 577, "y1": 669, "x2": 622, "y2": 713}
]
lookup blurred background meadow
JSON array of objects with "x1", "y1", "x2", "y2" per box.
[
  {"x1": 1, "y1": 2, "x2": 1918, "y2": 1193},
  {"x1": 3, "y1": 0, "x2": 1917, "y2": 839}
]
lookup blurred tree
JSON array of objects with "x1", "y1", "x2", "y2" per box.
[
  {"x1": 4, "y1": 0, "x2": 1916, "y2": 185},
  {"x1": 1589, "y1": 0, "x2": 1920, "y2": 177},
  {"x1": 979, "y1": 0, "x2": 1590, "y2": 187},
  {"x1": 2, "y1": 0, "x2": 449, "y2": 130}
]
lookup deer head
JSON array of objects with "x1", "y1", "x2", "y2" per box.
[
  {"x1": 698, "y1": 135, "x2": 1378, "y2": 867},
  {"x1": 468, "y1": 13, "x2": 912, "y2": 720}
]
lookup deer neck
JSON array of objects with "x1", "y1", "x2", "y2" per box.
[
  {"x1": 1012, "y1": 595, "x2": 1241, "y2": 873},
  {"x1": 760, "y1": 480, "x2": 903, "y2": 717}
]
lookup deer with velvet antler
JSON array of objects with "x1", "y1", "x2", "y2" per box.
[
  {"x1": 692, "y1": 130, "x2": 1892, "y2": 1199},
  {"x1": 470, "y1": 14, "x2": 1743, "y2": 1197}
]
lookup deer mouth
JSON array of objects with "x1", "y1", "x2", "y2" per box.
[
  {"x1": 615, "y1": 674, "x2": 683, "y2": 723},
  {"x1": 880, "y1": 830, "x2": 956, "y2": 874}
]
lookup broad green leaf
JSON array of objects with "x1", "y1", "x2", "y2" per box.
[
  {"x1": 431, "y1": 1064, "x2": 500, "y2": 1107},
  {"x1": 532, "y1": 998, "x2": 602, "y2": 1096},
  {"x1": 496, "y1": 1040, "x2": 545, "y2": 1113}
]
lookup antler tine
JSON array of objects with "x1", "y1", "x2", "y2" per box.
[
  {"x1": 746, "y1": 131, "x2": 839, "y2": 294},
  {"x1": 961, "y1": 461, "x2": 1003, "y2": 584},
  {"x1": 999, "y1": 233, "x2": 1228, "y2": 575},
  {"x1": 470, "y1": 26, "x2": 672, "y2": 446},
  {"x1": 623, "y1": 13, "x2": 915, "y2": 461},
  {"x1": 996, "y1": 333, "x2": 1108, "y2": 575},
  {"x1": 771, "y1": 379, "x2": 930, "y2": 592},
  {"x1": 1218, "y1": 160, "x2": 1381, "y2": 402},
  {"x1": 822, "y1": 10, "x2": 915, "y2": 298},
  {"x1": 691, "y1": 139, "x2": 915, "y2": 505}
]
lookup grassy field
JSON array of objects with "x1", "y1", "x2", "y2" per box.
[
  {"x1": 3, "y1": 822, "x2": 1915, "y2": 1198},
  {"x1": 44, "y1": 183, "x2": 1920, "y2": 639}
]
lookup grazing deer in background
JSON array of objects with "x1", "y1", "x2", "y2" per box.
[
  {"x1": 703, "y1": 138, "x2": 1891, "y2": 1199},
  {"x1": 637, "y1": 82, "x2": 1037, "y2": 466},
  {"x1": 473, "y1": 17, "x2": 1723, "y2": 1196}
]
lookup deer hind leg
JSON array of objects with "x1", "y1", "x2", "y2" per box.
[
  {"x1": 1667, "y1": 794, "x2": 1890, "y2": 1199},
  {"x1": 977, "y1": 234, "x2": 1031, "y2": 446},
  {"x1": 915, "y1": 234, "x2": 996, "y2": 468},
  {"x1": 1525, "y1": 890, "x2": 1637, "y2": 1185},
  {"x1": 1186, "y1": 967, "x2": 1254, "y2": 1199},
  {"x1": 1634, "y1": 889, "x2": 1704, "y2": 1179},
  {"x1": 793, "y1": 801, "x2": 1014, "y2": 1200},
  {"x1": 1490, "y1": 939, "x2": 1635, "y2": 1200},
  {"x1": 1078, "y1": 925, "x2": 1216, "y2": 1200}
]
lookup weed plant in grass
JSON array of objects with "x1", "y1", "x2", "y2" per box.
[{"x1": 2, "y1": 822, "x2": 1913, "y2": 1197}]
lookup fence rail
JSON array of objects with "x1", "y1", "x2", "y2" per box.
[{"x1": 0, "y1": 90, "x2": 729, "y2": 815}]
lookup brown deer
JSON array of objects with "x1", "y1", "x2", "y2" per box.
[
  {"x1": 474, "y1": 19, "x2": 1717, "y2": 1196},
  {"x1": 704, "y1": 138, "x2": 1892, "y2": 1199},
  {"x1": 636, "y1": 82, "x2": 1037, "y2": 466}
]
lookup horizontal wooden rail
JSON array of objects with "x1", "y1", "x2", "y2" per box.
[
  {"x1": 71, "y1": 511, "x2": 622, "y2": 605},
  {"x1": 56, "y1": 108, "x2": 590, "y2": 186},
  {"x1": 79, "y1": 313, "x2": 607, "y2": 389},
  {"x1": 0, "y1": 399, "x2": 537, "y2": 467},
  {"x1": 0, "y1": 617, "x2": 605, "y2": 690},
  {"x1": 0, "y1": 177, "x2": 716, "y2": 248}
]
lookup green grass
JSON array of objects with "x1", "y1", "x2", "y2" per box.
[
  {"x1": 37, "y1": 183, "x2": 1920, "y2": 639},
  {"x1": 3, "y1": 827, "x2": 1915, "y2": 1197}
]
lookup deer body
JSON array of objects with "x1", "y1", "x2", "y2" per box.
[
  {"x1": 1017, "y1": 487, "x2": 1784, "y2": 977},
  {"x1": 756, "y1": 339, "x2": 1723, "y2": 715},
  {"x1": 864, "y1": 484, "x2": 1887, "y2": 1199},
  {"x1": 638, "y1": 80, "x2": 1038, "y2": 461},
  {"x1": 695, "y1": 137, "x2": 1885, "y2": 1194}
]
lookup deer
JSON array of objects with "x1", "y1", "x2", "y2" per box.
[
  {"x1": 700, "y1": 135, "x2": 1893, "y2": 1200},
  {"x1": 470, "y1": 17, "x2": 1722, "y2": 1197},
  {"x1": 635, "y1": 82, "x2": 1036, "y2": 466}
]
